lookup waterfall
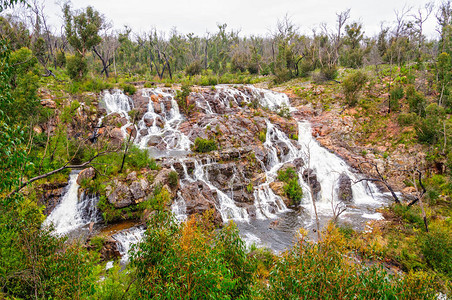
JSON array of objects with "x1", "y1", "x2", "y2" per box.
[
  {"x1": 112, "y1": 226, "x2": 146, "y2": 264},
  {"x1": 94, "y1": 85, "x2": 389, "y2": 250},
  {"x1": 296, "y1": 121, "x2": 385, "y2": 221},
  {"x1": 43, "y1": 171, "x2": 101, "y2": 235}
]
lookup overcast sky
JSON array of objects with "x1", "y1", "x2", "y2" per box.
[{"x1": 6, "y1": 0, "x2": 440, "y2": 38}]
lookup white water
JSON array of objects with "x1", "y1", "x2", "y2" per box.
[
  {"x1": 112, "y1": 226, "x2": 146, "y2": 264},
  {"x1": 136, "y1": 88, "x2": 191, "y2": 154},
  {"x1": 97, "y1": 85, "x2": 388, "y2": 250},
  {"x1": 43, "y1": 172, "x2": 101, "y2": 235},
  {"x1": 296, "y1": 121, "x2": 384, "y2": 223}
]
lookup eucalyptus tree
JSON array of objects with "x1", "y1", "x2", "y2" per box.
[{"x1": 63, "y1": 3, "x2": 104, "y2": 79}]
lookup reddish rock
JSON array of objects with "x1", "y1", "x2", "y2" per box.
[{"x1": 77, "y1": 167, "x2": 96, "y2": 185}]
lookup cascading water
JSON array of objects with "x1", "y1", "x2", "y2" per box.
[
  {"x1": 43, "y1": 171, "x2": 101, "y2": 235},
  {"x1": 94, "y1": 85, "x2": 389, "y2": 252},
  {"x1": 112, "y1": 226, "x2": 146, "y2": 264},
  {"x1": 135, "y1": 88, "x2": 191, "y2": 156},
  {"x1": 297, "y1": 121, "x2": 384, "y2": 218}
]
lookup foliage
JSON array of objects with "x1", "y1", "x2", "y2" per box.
[
  {"x1": 185, "y1": 60, "x2": 202, "y2": 76},
  {"x1": 258, "y1": 130, "x2": 266, "y2": 143},
  {"x1": 277, "y1": 103, "x2": 291, "y2": 118},
  {"x1": 66, "y1": 54, "x2": 87, "y2": 80},
  {"x1": 390, "y1": 85, "x2": 404, "y2": 112},
  {"x1": 277, "y1": 167, "x2": 303, "y2": 205},
  {"x1": 193, "y1": 137, "x2": 218, "y2": 153},
  {"x1": 168, "y1": 170, "x2": 179, "y2": 188},
  {"x1": 262, "y1": 224, "x2": 437, "y2": 299},
  {"x1": 415, "y1": 103, "x2": 446, "y2": 144},
  {"x1": 130, "y1": 213, "x2": 254, "y2": 299},
  {"x1": 406, "y1": 85, "x2": 427, "y2": 117},
  {"x1": 422, "y1": 225, "x2": 452, "y2": 277},
  {"x1": 342, "y1": 70, "x2": 367, "y2": 106},
  {"x1": 120, "y1": 83, "x2": 136, "y2": 95}
]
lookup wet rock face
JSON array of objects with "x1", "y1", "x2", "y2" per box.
[
  {"x1": 337, "y1": 173, "x2": 353, "y2": 203},
  {"x1": 38, "y1": 182, "x2": 68, "y2": 216},
  {"x1": 302, "y1": 169, "x2": 321, "y2": 200},
  {"x1": 179, "y1": 180, "x2": 223, "y2": 226}
]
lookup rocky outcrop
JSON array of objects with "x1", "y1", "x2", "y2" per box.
[
  {"x1": 106, "y1": 172, "x2": 150, "y2": 208},
  {"x1": 38, "y1": 182, "x2": 68, "y2": 216},
  {"x1": 179, "y1": 180, "x2": 223, "y2": 226},
  {"x1": 302, "y1": 169, "x2": 321, "y2": 200},
  {"x1": 77, "y1": 167, "x2": 96, "y2": 185},
  {"x1": 337, "y1": 173, "x2": 353, "y2": 203}
]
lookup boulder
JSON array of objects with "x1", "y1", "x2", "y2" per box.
[
  {"x1": 77, "y1": 167, "x2": 96, "y2": 185},
  {"x1": 99, "y1": 238, "x2": 121, "y2": 261},
  {"x1": 110, "y1": 128, "x2": 124, "y2": 141},
  {"x1": 179, "y1": 180, "x2": 223, "y2": 226},
  {"x1": 106, "y1": 180, "x2": 133, "y2": 208},
  {"x1": 337, "y1": 173, "x2": 353, "y2": 203},
  {"x1": 269, "y1": 181, "x2": 290, "y2": 207},
  {"x1": 302, "y1": 169, "x2": 321, "y2": 200}
]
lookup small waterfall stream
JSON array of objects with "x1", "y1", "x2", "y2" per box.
[
  {"x1": 43, "y1": 171, "x2": 101, "y2": 236},
  {"x1": 112, "y1": 226, "x2": 146, "y2": 264}
]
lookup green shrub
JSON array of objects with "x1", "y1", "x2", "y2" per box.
[
  {"x1": 120, "y1": 83, "x2": 136, "y2": 95},
  {"x1": 185, "y1": 60, "x2": 202, "y2": 76},
  {"x1": 193, "y1": 137, "x2": 218, "y2": 153},
  {"x1": 422, "y1": 226, "x2": 452, "y2": 277},
  {"x1": 246, "y1": 182, "x2": 253, "y2": 193},
  {"x1": 320, "y1": 66, "x2": 338, "y2": 80},
  {"x1": 258, "y1": 130, "x2": 266, "y2": 143},
  {"x1": 90, "y1": 236, "x2": 105, "y2": 252},
  {"x1": 168, "y1": 171, "x2": 179, "y2": 188},
  {"x1": 390, "y1": 85, "x2": 404, "y2": 112},
  {"x1": 66, "y1": 54, "x2": 87, "y2": 81},
  {"x1": 130, "y1": 213, "x2": 255, "y2": 299},
  {"x1": 263, "y1": 224, "x2": 437, "y2": 299},
  {"x1": 397, "y1": 112, "x2": 418, "y2": 126},
  {"x1": 415, "y1": 103, "x2": 445, "y2": 144},
  {"x1": 342, "y1": 70, "x2": 368, "y2": 106},
  {"x1": 277, "y1": 167, "x2": 303, "y2": 205},
  {"x1": 406, "y1": 85, "x2": 426, "y2": 117},
  {"x1": 126, "y1": 146, "x2": 157, "y2": 169},
  {"x1": 277, "y1": 103, "x2": 291, "y2": 118}
]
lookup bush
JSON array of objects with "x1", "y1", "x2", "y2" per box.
[
  {"x1": 185, "y1": 60, "x2": 202, "y2": 76},
  {"x1": 277, "y1": 167, "x2": 303, "y2": 205},
  {"x1": 126, "y1": 146, "x2": 156, "y2": 169},
  {"x1": 342, "y1": 70, "x2": 368, "y2": 106},
  {"x1": 66, "y1": 54, "x2": 87, "y2": 81},
  {"x1": 406, "y1": 85, "x2": 426, "y2": 117},
  {"x1": 168, "y1": 171, "x2": 179, "y2": 188},
  {"x1": 120, "y1": 83, "x2": 136, "y2": 95},
  {"x1": 193, "y1": 137, "x2": 218, "y2": 153},
  {"x1": 397, "y1": 112, "x2": 418, "y2": 126},
  {"x1": 390, "y1": 85, "x2": 404, "y2": 112},
  {"x1": 263, "y1": 223, "x2": 437, "y2": 299},
  {"x1": 258, "y1": 130, "x2": 266, "y2": 143},
  {"x1": 422, "y1": 226, "x2": 452, "y2": 277},
  {"x1": 320, "y1": 65, "x2": 338, "y2": 80},
  {"x1": 130, "y1": 213, "x2": 255, "y2": 299},
  {"x1": 277, "y1": 103, "x2": 291, "y2": 118},
  {"x1": 415, "y1": 103, "x2": 445, "y2": 144}
]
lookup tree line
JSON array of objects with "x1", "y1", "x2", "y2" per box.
[{"x1": 0, "y1": 1, "x2": 449, "y2": 86}]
